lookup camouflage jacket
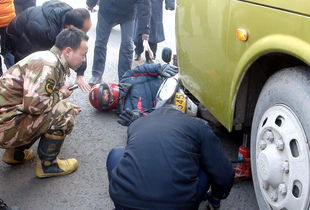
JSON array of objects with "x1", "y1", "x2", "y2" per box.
[{"x1": 0, "y1": 46, "x2": 70, "y2": 132}]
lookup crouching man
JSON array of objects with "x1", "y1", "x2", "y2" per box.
[
  {"x1": 107, "y1": 105, "x2": 235, "y2": 210},
  {"x1": 0, "y1": 28, "x2": 88, "y2": 178}
]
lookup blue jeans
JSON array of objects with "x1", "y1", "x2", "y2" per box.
[
  {"x1": 92, "y1": 12, "x2": 134, "y2": 81},
  {"x1": 106, "y1": 147, "x2": 209, "y2": 210}
]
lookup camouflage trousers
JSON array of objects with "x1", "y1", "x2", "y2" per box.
[{"x1": 0, "y1": 100, "x2": 78, "y2": 149}]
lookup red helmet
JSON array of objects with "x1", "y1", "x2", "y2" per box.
[{"x1": 89, "y1": 83, "x2": 119, "y2": 110}]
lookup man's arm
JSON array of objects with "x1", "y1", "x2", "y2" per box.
[
  {"x1": 199, "y1": 122, "x2": 235, "y2": 200},
  {"x1": 136, "y1": 0, "x2": 153, "y2": 59},
  {"x1": 121, "y1": 63, "x2": 178, "y2": 83},
  {"x1": 121, "y1": 63, "x2": 162, "y2": 80},
  {"x1": 74, "y1": 61, "x2": 91, "y2": 92},
  {"x1": 75, "y1": 61, "x2": 86, "y2": 76},
  {"x1": 137, "y1": 0, "x2": 151, "y2": 38}
]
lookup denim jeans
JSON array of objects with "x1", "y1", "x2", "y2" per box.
[
  {"x1": 92, "y1": 12, "x2": 134, "y2": 81},
  {"x1": 106, "y1": 147, "x2": 209, "y2": 210}
]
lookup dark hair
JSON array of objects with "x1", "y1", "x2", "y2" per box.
[
  {"x1": 64, "y1": 8, "x2": 90, "y2": 29},
  {"x1": 55, "y1": 28, "x2": 89, "y2": 51}
]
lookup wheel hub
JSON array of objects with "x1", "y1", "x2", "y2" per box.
[
  {"x1": 257, "y1": 145, "x2": 283, "y2": 187},
  {"x1": 255, "y1": 105, "x2": 310, "y2": 209}
]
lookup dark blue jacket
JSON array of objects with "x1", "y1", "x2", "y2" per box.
[
  {"x1": 109, "y1": 107, "x2": 235, "y2": 210},
  {"x1": 87, "y1": 0, "x2": 151, "y2": 35},
  {"x1": 120, "y1": 63, "x2": 163, "y2": 113}
]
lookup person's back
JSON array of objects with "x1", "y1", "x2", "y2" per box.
[
  {"x1": 7, "y1": 0, "x2": 72, "y2": 61},
  {"x1": 119, "y1": 63, "x2": 164, "y2": 113},
  {"x1": 109, "y1": 106, "x2": 234, "y2": 210}
]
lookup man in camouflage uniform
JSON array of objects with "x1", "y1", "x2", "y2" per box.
[{"x1": 0, "y1": 28, "x2": 88, "y2": 178}]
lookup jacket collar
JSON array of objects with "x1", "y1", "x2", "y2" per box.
[{"x1": 50, "y1": 46, "x2": 70, "y2": 76}]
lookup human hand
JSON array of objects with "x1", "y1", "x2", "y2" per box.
[
  {"x1": 75, "y1": 75, "x2": 91, "y2": 92},
  {"x1": 205, "y1": 191, "x2": 221, "y2": 210},
  {"x1": 160, "y1": 64, "x2": 178, "y2": 77},
  {"x1": 117, "y1": 109, "x2": 143, "y2": 126},
  {"x1": 143, "y1": 40, "x2": 154, "y2": 60},
  {"x1": 72, "y1": 104, "x2": 82, "y2": 115},
  {"x1": 60, "y1": 83, "x2": 74, "y2": 99}
]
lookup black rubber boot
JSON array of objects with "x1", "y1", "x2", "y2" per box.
[
  {"x1": 35, "y1": 134, "x2": 78, "y2": 178},
  {"x1": 2, "y1": 141, "x2": 35, "y2": 165}
]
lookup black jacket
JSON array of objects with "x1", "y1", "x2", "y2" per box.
[
  {"x1": 109, "y1": 107, "x2": 235, "y2": 210},
  {"x1": 87, "y1": 0, "x2": 151, "y2": 36},
  {"x1": 7, "y1": 0, "x2": 71, "y2": 62},
  {"x1": 7, "y1": 0, "x2": 86, "y2": 75}
]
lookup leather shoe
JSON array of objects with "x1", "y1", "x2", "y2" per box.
[
  {"x1": 88, "y1": 76, "x2": 102, "y2": 87},
  {"x1": 134, "y1": 53, "x2": 141, "y2": 61}
]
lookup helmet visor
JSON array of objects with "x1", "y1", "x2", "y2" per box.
[{"x1": 99, "y1": 83, "x2": 118, "y2": 110}]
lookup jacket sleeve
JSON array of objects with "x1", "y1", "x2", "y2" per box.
[
  {"x1": 199, "y1": 122, "x2": 235, "y2": 199},
  {"x1": 22, "y1": 64, "x2": 64, "y2": 115},
  {"x1": 121, "y1": 63, "x2": 161, "y2": 81},
  {"x1": 86, "y1": 0, "x2": 98, "y2": 8},
  {"x1": 165, "y1": 0, "x2": 175, "y2": 10},
  {"x1": 6, "y1": 14, "x2": 26, "y2": 54},
  {"x1": 75, "y1": 61, "x2": 87, "y2": 76},
  {"x1": 136, "y1": 0, "x2": 151, "y2": 39}
]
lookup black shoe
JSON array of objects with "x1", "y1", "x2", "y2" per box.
[
  {"x1": 88, "y1": 76, "x2": 102, "y2": 87},
  {"x1": 134, "y1": 53, "x2": 141, "y2": 61},
  {"x1": 146, "y1": 58, "x2": 154, "y2": 64}
]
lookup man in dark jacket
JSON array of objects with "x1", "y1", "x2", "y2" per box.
[
  {"x1": 106, "y1": 105, "x2": 235, "y2": 210},
  {"x1": 86, "y1": 0, "x2": 152, "y2": 86},
  {"x1": 14, "y1": 0, "x2": 36, "y2": 15},
  {"x1": 6, "y1": 0, "x2": 92, "y2": 92}
]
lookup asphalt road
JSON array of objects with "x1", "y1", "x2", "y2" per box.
[{"x1": 0, "y1": 1, "x2": 259, "y2": 209}]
